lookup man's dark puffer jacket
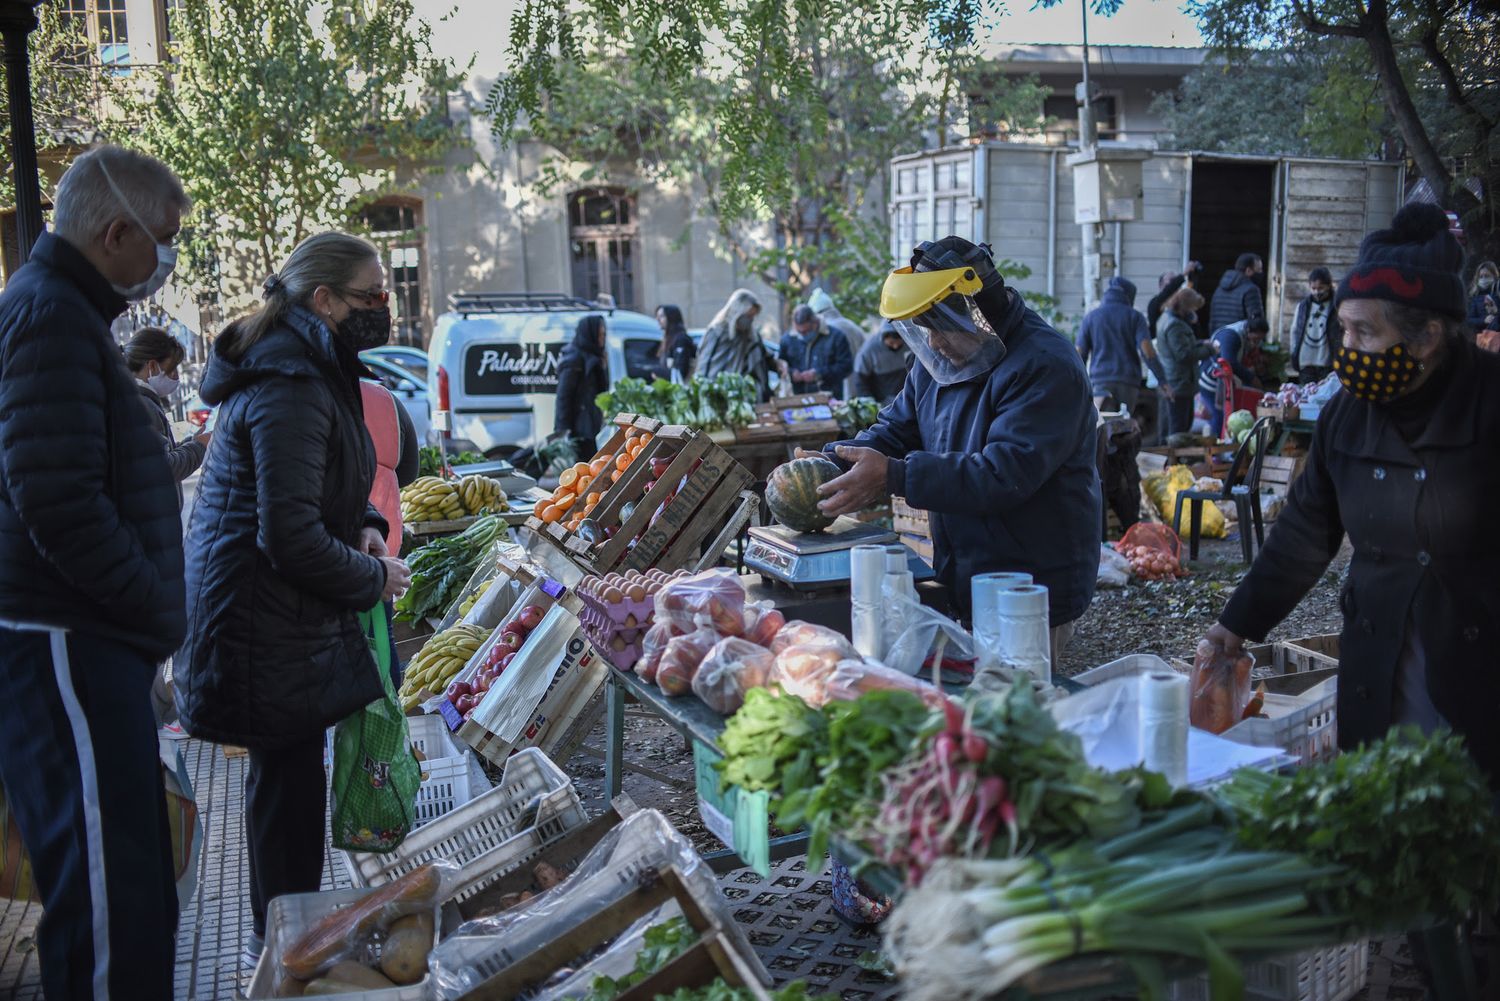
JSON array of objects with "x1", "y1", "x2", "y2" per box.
[
  {"x1": 0, "y1": 232, "x2": 185, "y2": 661},
  {"x1": 175, "y1": 306, "x2": 387, "y2": 749}
]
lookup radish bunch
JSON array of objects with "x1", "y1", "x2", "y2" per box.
[
  {"x1": 867, "y1": 700, "x2": 1018, "y2": 885},
  {"x1": 1123, "y1": 544, "x2": 1182, "y2": 582}
]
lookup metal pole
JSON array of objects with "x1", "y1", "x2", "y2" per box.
[
  {"x1": 0, "y1": 2, "x2": 43, "y2": 264},
  {"x1": 1077, "y1": 0, "x2": 1102, "y2": 310}
]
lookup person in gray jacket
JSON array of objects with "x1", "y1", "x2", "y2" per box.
[
  {"x1": 1155, "y1": 286, "x2": 1215, "y2": 435},
  {"x1": 851, "y1": 321, "x2": 912, "y2": 404},
  {"x1": 124, "y1": 326, "x2": 210, "y2": 506}
]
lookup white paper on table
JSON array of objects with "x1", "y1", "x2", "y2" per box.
[{"x1": 1048, "y1": 674, "x2": 1284, "y2": 787}]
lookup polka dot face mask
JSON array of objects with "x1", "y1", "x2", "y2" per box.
[{"x1": 1332, "y1": 342, "x2": 1419, "y2": 403}]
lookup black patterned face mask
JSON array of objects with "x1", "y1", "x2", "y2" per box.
[
  {"x1": 337, "y1": 306, "x2": 392, "y2": 350},
  {"x1": 1332, "y1": 342, "x2": 1418, "y2": 403}
]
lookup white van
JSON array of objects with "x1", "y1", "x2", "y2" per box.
[{"x1": 427, "y1": 293, "x2": 665, "y2": 456}]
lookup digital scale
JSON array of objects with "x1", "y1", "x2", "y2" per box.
[{"x1": 744, "y1": 517, "x2": 934, "y2": 591}]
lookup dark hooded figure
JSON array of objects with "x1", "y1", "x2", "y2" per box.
[
  {"x1": 653, "y1": 304, "x2": 697, "y2": 381},
  {"x1": 554, "y1": 314, "x2": 609, "y2": 449}
]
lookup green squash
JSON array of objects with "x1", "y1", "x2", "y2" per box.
[{"x1": 766, "y1": 456, "x2": 842, "y2": 533}]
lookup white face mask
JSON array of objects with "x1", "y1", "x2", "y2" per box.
[
  {"x1": 146, "y1": 369, "x2": 179, "y2": 398},
  {"x1": 99, "y1": 161, "x2": 179, "y2": 301}
]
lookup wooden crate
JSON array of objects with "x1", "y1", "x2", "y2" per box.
[
  {"x1": 892, "y1": 496, "x2": 931, "y2": 540},
  {"x1": 460, "y1": 865, "x2": 770, "y2": 1001},
  {"x1": 757, "y1": 391, "x2": 841, "y2": 438},
  {"x1": 529, "y1": 417, "x2": 753, "y2": 576},
  {"x1": 1256, "y1": 404, "x2": 1299, "y2": 421},
  {"x1": 1258, "y1": 455, "x2": 1306, "y2": 498},
  {"x1": 1277, "y1": 633, "x2": 1339, "y2": 673}
]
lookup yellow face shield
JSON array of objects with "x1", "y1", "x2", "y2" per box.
[
  {"x1": 878, "y1": 266, "x2": 1005, "y2": 386},
  {"x1": 879, "y1": 266, "x2": 985, "y2": 322}
]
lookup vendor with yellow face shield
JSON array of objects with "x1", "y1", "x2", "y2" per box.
[{"x1": 807, "y1": 237, "x2": 1102, "y2": 663}]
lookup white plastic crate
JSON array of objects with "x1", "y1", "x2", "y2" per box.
[
  {"x1": 246, "y1": 886, "x2": 441, "y2": 1000},
  {"x1": 405, "y1": 713, "x2": 467, "y2": 762},
  {"x1": 412, "y1": 752, "x2": 491, "y2": 828},
  {"x1": 1170, "y1": 940, "x2": 1368, "y2": 1001},
  {"x1": 343, "y1": 747, "x2": 587, "y2": 903},
  {"x1": 1074, "y1": 654, "x2": 1338, "y2": 766}
]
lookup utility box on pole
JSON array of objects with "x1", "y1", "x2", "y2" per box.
[{"x1": 1066, "y1": 147, "x2": 1151, "y2": 224}]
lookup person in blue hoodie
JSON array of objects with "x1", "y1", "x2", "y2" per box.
[
  {"x1": 1076, "y1": 276, "x2": 1172, "y2": 414},
  {"x1": 1197, "y1": 317, "x2": 1267, "y2": 437},
  {"x1": 813, "y1": 237, "x2": 1100, "y2": 660}
]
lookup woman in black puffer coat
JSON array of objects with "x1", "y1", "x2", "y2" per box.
[
  {"x1": 175, "y1": 232, "x2": 412, "y2": 966},
  {"x1": 553, "y1": 314, "x2": 609, "y2": 452}
]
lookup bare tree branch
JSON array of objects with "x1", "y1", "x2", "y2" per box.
[
  {"x1": 1420, "y1": 0, "x2": 1496, "y2": 131},
  {"x1": 1292, "y1": 0, "x2": 1368, "y2": 39}
]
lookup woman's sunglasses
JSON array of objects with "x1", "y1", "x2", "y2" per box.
[{"x1": 341, "y1": 286, "x2": 391, "y2": 307}]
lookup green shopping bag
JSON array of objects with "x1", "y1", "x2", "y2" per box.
[{"x1": 331, "y1": 603, "x2": 422, "y2": 853}]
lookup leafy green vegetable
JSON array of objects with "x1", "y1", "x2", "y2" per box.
[
  {"x1": 965, "y1": 683, "x2": 1141, "y2": 849},
  {"x1": 776, "y1": 689, "x2": 934, "y2": 861},
  {"x1": 393, "y1": 515, "x2": 505, "y2": 622},
  {"x1": 715, "y1": 689, "x2": 827, "y2": 793},
  {"x1": 418, "y1": 445, "x2": 486, "y2": 478},
  {"x1": 597, "y1": 373, "x2": 760, "y2": 431},
  {"x1": 581, "y1": 917, "x2": 698, "y2": 1001},
  {"x1": 657, "y1": 979, "x2": 833, "y2": 1001},
  {"x1": 1219, "y1": 727, "x2": 1500, "y2": 927},
  {"x1": 832, "y1": 396, "x2": 882, "y2": 436}
]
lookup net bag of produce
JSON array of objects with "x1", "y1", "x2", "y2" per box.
[
  {"x1": 331, "y1": 603, "x2": 422, "y2": 853},
  {"x1": 1113, "y1": 522, "x2": 1187, "y2": 580},
  {"x1": 1188, "y1": 638, "x2": 1254, "y2": 734},
  {"x1": 692, "y1": 637, "x2": 775, "y2": 714}
]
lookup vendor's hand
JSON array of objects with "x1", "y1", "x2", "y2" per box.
[
  {"x1": 194, "y1": 430, "x2": 212, "y2": 448},
  {"x1": 379, "y1": 557, "x2": 412, "y2": 601},
  {"x1": 816, "y1": 445, "x2": 888, "y2": 516},
  {"x1": 358, "y1": 526, "x2": 389, "y2": 558},
  {"x1": 799, "y1": 369, "x2": 818, "y2": 383},
  {"x1": 1204, "y1": 621, "x2": 1245, "y2": 656}
]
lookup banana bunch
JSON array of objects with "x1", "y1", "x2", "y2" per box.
[
  {"x1": 456, "y1": 577, "x2": 495, "y2": 619},
  {"x1": 457, "y1": 475, "x2": 508, "y2": 516},
  {"x1": 399, "y1": 623, "x2": 488, "y2": 711},
  {"x1": 401, "y1": 476, "x2": 465, "y2": 524}
]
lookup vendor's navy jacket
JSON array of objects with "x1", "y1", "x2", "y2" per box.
[
  {"x1": 1220, "y1": 336, "x2": 1500, "y2": 782},
  {"x1": 1208, "y1": 269, "x2": 1264, "y2": 333},
  {"x1": 827, "y1": 290, "x2": 1100, "y2": 626},
  {"x1": 780, "y1": 321, "x2": 854, "y2": 396},
  {"x1": 0, "y1": 232, "x2": 185, "y2": 660},
  {"x1": 176, "y1": 306, "x2": 388, "y2": 749},
  {"x1": 1076, "y1": 277, "x2": 1148, "y2": 394}
]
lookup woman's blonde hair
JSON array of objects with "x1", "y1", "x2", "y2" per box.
[
  {"x1": 1165, "y1": 286, "x2": 1204, "y2": 319},
  {"x1": 220, "y1": 232, "x2": 379, "y2": 359}
]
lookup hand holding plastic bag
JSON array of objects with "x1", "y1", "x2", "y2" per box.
[{"x1": 1189, "y1": 638, "x2": 1253, "y2": 734}]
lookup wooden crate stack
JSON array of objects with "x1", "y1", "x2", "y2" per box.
[
  {"x1": 892, "y1": 496, "x2": 933, "y2": 566},
  {"x1": 527, "y1": 413, "x2": 754, "y2": 576}
]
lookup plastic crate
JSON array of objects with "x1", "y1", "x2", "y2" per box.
[
  {"x1": 411, "y1": 753, "x2": 491, "y2": 828},
  {"x1": 246, "y1": 887, "x2": 441, "y2": 1000},
  {"x1": 1071, "y1": 653, "x2": 1178, "y2": 686},
  {"x1": 406, "y1": 714, "x2": 466, "y2": 761},
  {"x1": 343, "y1": 747, "x2": 587, "y2": 903},
  {"x1": 1170, "y1": 940, "x2": 1368, "y2": 1001}
]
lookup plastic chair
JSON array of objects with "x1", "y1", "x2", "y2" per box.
[{"x1": 1173, "y1": 416, "x2": 1276, "y2": 563}]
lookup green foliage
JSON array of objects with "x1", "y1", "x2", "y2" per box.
[
  {"x1": 657, "y1": 981, "x2": 833, "y2": 1001},
  {"x1": 138, "y1": 0, "x2": 470, "y2": 300},
  {"x1": 596, "y1": 373, "x2": 758, "y2": 430},
  {"x1": 715, "y1": 688, "x2": 827, "y2": 794},
  {"x1": 581, "y1": 917, "x2": 698, "y2": 1001},
  {"x1": 1221, "y1": 728, "x2": 1500, "y2": 927},
  {"x1": 1150, "y1": 45, "x2": 1386, "y2": 159},
  {"x1": 0, "y1": 5, "x2": 134, "y2": 209},
  {"x1": 490, "y1": 0, "x2": 1046, "y2": 321},
  {"x1": 832, "y1": 397, "x2": 882, "y2": 436}
]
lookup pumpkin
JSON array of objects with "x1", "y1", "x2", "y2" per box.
[{"x1": 766, "y1": 456, "x2": 841, "y2": 533}]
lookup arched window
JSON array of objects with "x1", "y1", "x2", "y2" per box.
[
  {"x1": 568, "y1": 188, "x2": 638, "y2": 309},
  {"x1": 358, "y1": 198, "x2": 425, "y2": 347}
]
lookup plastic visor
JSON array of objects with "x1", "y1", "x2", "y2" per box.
[{"x1": 891, "y1": 296, "x2": 1005, "y2": 386}]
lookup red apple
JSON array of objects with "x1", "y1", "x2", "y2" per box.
[
  {"x1": 445, "y1": 681, "x2": 473, "y2": 704},
  {"x1": 473, "y1": 675, "x2": 491, "y2": 694},
  {"x1": 500, "y1": 629, "x2": 526, "y2": 650},
  {"x1": 650, "y1": 456, "x2": 673, "y2": 479},
  {"x1": 455, "y1": 694, "x2": 477, "y2": 715},
  {"x1": 516, "y1": 605, "x2": 545, "y2": 631},
  {"x1": 499, "y1": 652, "x2": 517, "y2": 670}
]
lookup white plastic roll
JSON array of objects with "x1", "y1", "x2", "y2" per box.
[
  {"x1": 884, "y1": 546, "x2": 908, "y2": 574},
  {"x1": 1140, "y1": 671, "x2": 1190, "y2": 787},
  {"x1": 971, "y1": 572, "x2": 1034, "y2": 671},
  {"x1": 993, "y1": 584, "x2": 1051, "y2": 687},
  {"x1": 881, "y1": 570, "x2": 918, "y2": 672},
  {"x1": 851, "y1": 545, "x2": 887, "y2": 603}
]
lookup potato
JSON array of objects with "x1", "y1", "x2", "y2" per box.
[
  {"x1": 379, "y1": 912, "x2": 435, "y2": 985},
  {"x1": 323, "y1": 961, "x2": 396, "y2": 990},
  {"x1": 533, "y1": 861, "x2": 570, "y2": 890}
]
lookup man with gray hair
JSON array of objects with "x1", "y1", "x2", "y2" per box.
[
  {"x1": 0, "y1": 144, "x2": 190, "y2": 1000},
  {"x1": 779, "y1": 301, "x2": 854, "y2": 395}
]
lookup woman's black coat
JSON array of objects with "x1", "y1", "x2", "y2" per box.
[
  {"x1": 554, "y1": 319, "x2": 609, "y2": 444},
  {"x1": 1221, "y1": 337, "x2": 1500, "y2": 781},
  {"x1": 175, "y1": 306, "x2": 388, "y2": 749}
]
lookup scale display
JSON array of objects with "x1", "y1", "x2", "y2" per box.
[{"x1": 745, "y1": 517, "x2": 933, "y2": 589}]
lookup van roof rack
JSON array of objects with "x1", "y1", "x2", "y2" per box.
[{"x1": 447, "y1": 292, "x2": 614, "y2": 316}]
